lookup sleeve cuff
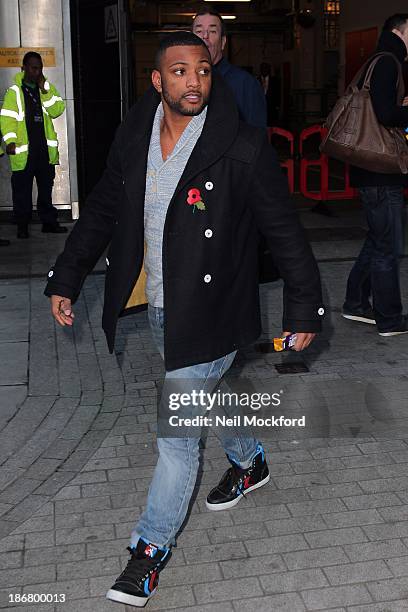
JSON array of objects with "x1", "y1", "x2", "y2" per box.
[
  {"x1": 44, "y1": 267, "x2": 81, "y2": 303},
  {"x1": 282, "y1": 303, "x2": 325, "y2": 333},
  {"x1": 284, "y1": 303, "x2": 325, "y2": 320}
]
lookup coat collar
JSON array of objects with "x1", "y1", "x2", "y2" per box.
[
  {"x1": 377, "y1": 31, "x2": 407, "y2": 63},
  {"x1": 124, "y1": 73, "x2": 239, "y2": 196},
  {"x1": 184, "y1": 72, "x2": 239, "y2": 190}
]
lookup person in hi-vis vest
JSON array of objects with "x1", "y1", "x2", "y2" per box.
[{"x1": 0, "y1": 51, "x2": 67, "y2": 239}]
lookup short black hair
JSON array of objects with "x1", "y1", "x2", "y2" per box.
[
  {"x1": 22, "y1": 51, "x2": 42, "y2": 65},
  {"x1": 383, "y1": 14, "x2": 408, "y2": 33},
  {"x1": 193, "y1": 7, "x2": 226, "y2": 37},
  {"x1": 155, "y1": 31, "x2": 210, "y2": 69}
]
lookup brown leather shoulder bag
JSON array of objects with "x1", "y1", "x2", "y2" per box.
[{"x1": 320, "y1": 52, "x2": 408, "y2": 174}]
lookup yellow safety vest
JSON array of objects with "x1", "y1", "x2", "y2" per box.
[{"x1": 0, "y1": 71, "x2": 65, "y2": 171}]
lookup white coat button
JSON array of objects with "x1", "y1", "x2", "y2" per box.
[
  {"x1": 48, "y1": 270, "x2": 54, "y2": 278},
  {"x1": 106, "y1": 257, "x2": 110, "y2": 266},
  {"x1": 205, "y1": 181, "x2": 213, "y2": 191},
  {"x1": 204, "y1": 229, "x2": 213, "y2": 238},
  {"x1": 204, "y1": 274, "x2": 212, "y2": 283},
  {"x1": 318, "y1": 307, "x2": 325, "y2": 316}
]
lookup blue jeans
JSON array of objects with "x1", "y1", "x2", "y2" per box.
[
  {"x1": 344, "y1": 186, "x2": 405, "y2": 332},
  {"x1": 130, "y1": 306, "x2": 259, "y2": 548}
]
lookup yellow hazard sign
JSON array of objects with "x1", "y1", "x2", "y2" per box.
[{"x1": 0, "y1": 47, "x2": 56, "y2": 68}]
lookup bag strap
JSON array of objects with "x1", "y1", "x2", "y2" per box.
[
  {"x1": 322, "y1": 58, "x2": 380, "y2": 137},
  {"x1": 361, "y1": 52, "x2": 403, "y2": 101},
  {"x1": 325, "y1": 53, "x2": 397, "y2": 138},
  {"x1": 347, "y1": 56, "x2": 377, "y2": 91},
  {"x1": 346, "y1": 52, "x2": 389, "y2": 91},
  {"x1": 347, "y1": 52, "x2": 403, "y2": 99}
]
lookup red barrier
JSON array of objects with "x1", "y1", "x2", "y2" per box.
[
  {"x1": 299, "y1": 125, "x2": 357, "y2": 201},
  {"x1": 268, "y1": 127, "x2": 294, "y2": 193}
]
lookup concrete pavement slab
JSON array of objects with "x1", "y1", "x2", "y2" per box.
[{"x1": 0, "y1": 342, "x2": 28, "y2": 386}]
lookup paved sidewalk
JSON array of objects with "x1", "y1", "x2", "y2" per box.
[{"x1": 1, "y1": 206, "x2": 408, "y2": 611}]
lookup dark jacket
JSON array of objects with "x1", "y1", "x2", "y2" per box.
[
  {"x1": 214, "y1": 58, "x2": 267, "y2": 128},
  {"x1": 44, "y1": 74, "x2": 323, "y2": 371},
  {"x1": 350, "y1": 31, "x2": 408, "y2": 187}
]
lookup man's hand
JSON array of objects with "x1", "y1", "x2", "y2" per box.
[
  {"x1": 37, "y1": 73, "x2": 46, "y2": 93},
  {"x1": 51, "y1": 295, "x2": 75, "y2": 327},
  {"x1": 403, "y1": 96, "x2": 408, "y2": 106},
  {"x1": 6, "y1": 143, "x2": 16, "y2": 155},
  {"x1": 283, "y1": 331, "x2": 316, "y2": 352}
]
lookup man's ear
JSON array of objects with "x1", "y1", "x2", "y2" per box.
[
  {"x1": 221, "y1": 36, "x2": 227, "y2": 52},
  {"x1": 152, "y1": 69, "x2": 162, "y2": 93}
]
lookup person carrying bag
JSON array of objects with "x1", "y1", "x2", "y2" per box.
[{"x1": 324, "y1": 14, "x2": 408, "y2": 337}]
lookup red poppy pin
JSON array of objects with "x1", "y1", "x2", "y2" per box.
[{"x1": 187, "y1": 188, "x2": 206, "y2": 212}]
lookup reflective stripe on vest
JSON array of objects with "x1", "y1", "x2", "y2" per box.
[
  {"x1": 43, "y1": 95, "x2": 63, "y2": 108},
  {"x1": 2, "y1": 131, "x2": 17, "y2": 142},
  {"x1": 47, "y1": 139, "x2": 58, "y2": 147},
  {"x1": 15, "y1": 144, "x2": 28, "y2": 154},
  {"x1": 1, "y1": 108, "x2": 19, "y2": 120},
  {"x1": 9, "y1": 85, "x2": 24, "y2": 120}
]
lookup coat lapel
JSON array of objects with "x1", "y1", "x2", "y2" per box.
[
  {"x1": 121, "y1": 87, "x2": 160, "y2": 207},
  {"x1": 172, "y1": 73, "x2": 239, "y2": 198}
]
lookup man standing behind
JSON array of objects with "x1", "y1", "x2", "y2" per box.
[
  {"x1": 0, "y1": 52, "x2": 67, "y2": 238},
  {"x1": 192, "y1": 8, "x2": 267, "y2": 128},
  {"x1": 343, "y1": 14, "x2": 408, "y2": 336}
]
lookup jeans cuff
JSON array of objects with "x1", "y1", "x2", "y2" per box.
[
  {"x1": 229, "y1": 440, "x2": 261, "y2": 469},
  {"x1": 130, "y1": 529, "x2": 173, "y2": 550}
]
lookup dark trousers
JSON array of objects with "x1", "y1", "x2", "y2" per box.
[
  {"x1": 344, "y1": 186, "x2": 405, "y2": 332},
  {"x1": 11, "y1": 155, "x2": 57, "y2": 226}
]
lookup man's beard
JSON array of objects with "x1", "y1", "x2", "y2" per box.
[{"x1": 162, "y1": 85, "x2": 209, "y2": 116}]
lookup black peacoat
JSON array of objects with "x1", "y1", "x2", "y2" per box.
[{"x1": 45, "y1": 74, "x2": 324, "y2": 371}]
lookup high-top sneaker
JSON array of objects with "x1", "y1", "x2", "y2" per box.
[
  {"x1": 106, "y1": 538, "x2": 171, "y2": 607},
  {"x1": 206, "y1": 444, "x2": 270, "y2": 511}
]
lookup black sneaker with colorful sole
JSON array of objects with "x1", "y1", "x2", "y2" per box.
[
  {"x1": 206, "y1": 444, "x2": 270, "y2": 511},
  {"x1": 106, "y1": 538, "x2": 171, "y2": 607}
]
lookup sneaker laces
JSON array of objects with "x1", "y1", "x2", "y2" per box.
[
  {"x1": 218, "y1": 463, "x2": 249, "y2": 502},
  {"x1": 117, "y1": 546, "x2": 161, "y2": 587}
]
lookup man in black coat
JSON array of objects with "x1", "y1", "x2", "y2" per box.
[
  {"x1": 343, "y1": 14, "x2": 408, "y2": 336},
  {"x1": 45, "y1": 32, "x2": 323, "y2": 608}
]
